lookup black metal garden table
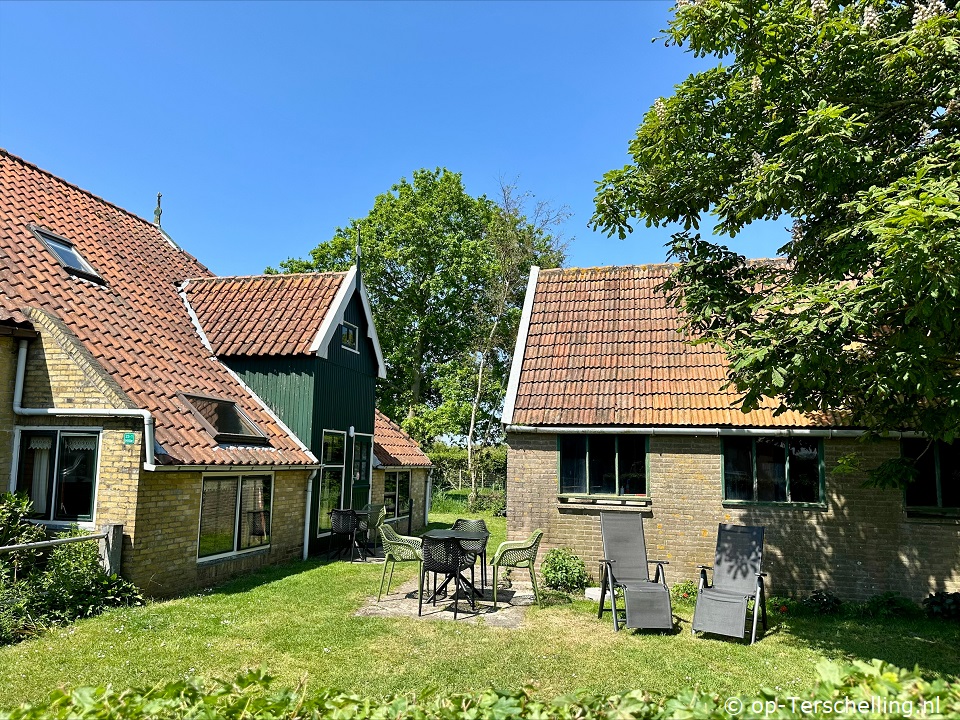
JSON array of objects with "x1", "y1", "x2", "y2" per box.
[{"x1": 421, "y1": 528, "x2": 489, "y2": 600}]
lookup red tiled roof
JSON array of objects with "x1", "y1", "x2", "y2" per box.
[
  {"x1": 508, "y1": 265, "x2": 837, "y2": 428},
  {"x1": 183, "y1": 272, "x2": 347, "y2": 357},
  {"x1": 374, "y1": 410, "x2": 432, "y2": 467},
  {"x1": 0, "y1": 149, "x2": 316, "y2": 466}
]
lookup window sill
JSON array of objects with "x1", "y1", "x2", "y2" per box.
[
  {"x1": 197, "y1": 546, "x2": 271, "y2": 566},
  {"x1": 722, "y1": 500, "x2": 827, "y2": 510},
  {"x1": 558, "y1": 494, "x2": 651, "y2": 509},
  {"x1": 905, "y1": 510, "x2": 960, "y2": 524}
]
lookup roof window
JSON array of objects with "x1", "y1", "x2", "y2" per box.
[
  {"x1": 30, "y1": 225, "x2": 103, "y2": 283},
  {"x1": 180, "y1": 392, "x2": 270, "y2": 445}
]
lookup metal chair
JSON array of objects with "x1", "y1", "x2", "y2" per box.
[
  {"x1": 692, "y1": 524, "x2": 768, "y2": 644},
  {"x1": 377, "y1": 523, "x2": 422, "y2": 601},
  {"x1": 419, "y1": 536, "x2": 477, "y2": 619},
  {"x1": 491, "y1": 529, "x2": 543, "y2": 608},
  {"x1": 329, "y1": 508, "x2": 365, "y2": 562},
  {"x1": 451, "y1": 518, "x2": 490, "y2": 589},
  {"x1": 598, "y1": 512, "x2": 672, "y2": 631}
]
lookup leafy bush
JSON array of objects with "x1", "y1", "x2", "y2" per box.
[
  {"x1": 802, "y1": 589, "x2": 843, "y2": 615},
  {"x1": 858, "y1": 592, "x2": 922, "y2": 619},
  {"x1": 923, "y1": 591, "x2": 960, "y2": 621},
  {"x1": 4, "y1": 660, "x2": 958, "y2": 719},
  {"x1": 0, "y1": 493, "x2": 46, "y2": 582},
  {"x1": 541, "y1": 548, "x2": 587, "y2": 593},
  {"x1": 670, "y1": 580, "x2": 697, "y2": 604}
]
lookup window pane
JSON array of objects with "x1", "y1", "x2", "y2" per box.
[
  {"x1": 938, "y1": 441, "x2": 960, "y2": 509},
  {"x1": 904, "y1": 439, "x2": 938, "y2": 507},
  {"x1": 384, "y1": 472, "x2": 398, "y2": 518},
  {"x1": 199, "y1": 477, "x2": 238, "y2": 558},
  {"x1": 723, "y1": 438, "x2": 754, "y2": 500},
  {"x1": 16, "y1": 432, "x2": 55, "y2": 518},
  {"x1": 54, "y1": 433, "x2": 98, "y2": 521},
  {"x1": 341, "y1": 323, "x2": 358, "y2": 351},
  {"x1": 323, "y1": 432, "x2": 345, "y2": 466},
  {"x1": 317, "y1": 467, "x2": 343, "y2": 533},
  {"x1": 185, "y1": 395, "x2": 262, "y2": 438},
  {"x1": 397, "y1": 471, "x2": 411, "y2": 516},
  {"x1": 617, "y1": 435, "x2": 646, "y2": 495},
  {"x1": 559, "y1": 435, "x2": 586, "y2": 494},
  {"x1": 238, "y1": 475, "x2": 271, "y2": 550},
  {"x1": 756, "y1": 438, "x2": 787, "y2": 502},
  {"x1": 589, "y1": 435, "x2": 616, "y2": 494},
  {"x1": 789, "y1": 438, "x2": 821, "y2": 503}
]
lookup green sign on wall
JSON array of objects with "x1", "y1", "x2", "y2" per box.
[{"x1": 123, "y1": 432, "x2": 135, "y2": 445}]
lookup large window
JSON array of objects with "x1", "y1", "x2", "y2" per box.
[
  {"x1": 317, "y1": 430, "x2": 346, "y2": 535},
  {"x1": 198, "y1": 474, "x2": 272, "y2": 559},
  {"x1": 722, "y1": 437, "x2": 823, "y2": 504},
  {"x1": 15, "y1": 430, "x2": 100, "y2": 522},
  {"x1": 902, "y1": 439, "x2": 960, "y2": 515},
  {"x1": 384, "y1": 470, "x2": 411, "y2": 519},
  {"x1": 558, "y1": 435, "x2": 647, "y2": 496}
]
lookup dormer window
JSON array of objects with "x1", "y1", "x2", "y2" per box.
[
  {"x1": 180, "y1": 392, "x2": 269, "y2": 445},
  {"x1": 341, "y1": 321, "x2": 359, "y2": 353},
  {"x1": 30, "y1": 225, "x2": 103, "y2": 284}
]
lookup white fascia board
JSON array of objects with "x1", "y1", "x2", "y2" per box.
[
  {"x1": 177, "y1": 281, "x2": 214, "y2": 354},
  {"x1": 309, "y1": 265, "x2": 357, "y2": 356},
  {"x1": 501, "y1": 266, "x2": 539, "y2": 425},
  {"x1": 357, "y1": 279, "x2": 387, "y2": 379}
]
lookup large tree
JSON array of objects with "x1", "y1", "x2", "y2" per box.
[
  {"x1": 272, "y1": 169, "x2": 566, "y2": 453},
  {"x1": 593, "y1": 0, "x2": 960, "y2": 452}
]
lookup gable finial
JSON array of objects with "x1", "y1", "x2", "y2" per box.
[
  {"x1": 153, "y1": 193, "x2": 162, "y2": 227},
  {"x1": 356, "y1": 226, "x2": 361, "y2": 270}
]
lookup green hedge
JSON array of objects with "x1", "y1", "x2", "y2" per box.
[{"x1": 4, "y1": 660, "x2": 958, "y2": 719}]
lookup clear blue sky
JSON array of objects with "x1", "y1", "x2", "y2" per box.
[{"x1": 0, "y1": 1, "x2": 786, "y2": 277}]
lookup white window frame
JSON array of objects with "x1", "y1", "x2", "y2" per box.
[
  {"x1": 9, "y1": 426, "x2": 103, "y2": 529},
  {"x1": 316, "y1": 428, "x2": 347, "y2": 538},
  {"x1": 196, "y1": 471, "x2": 275, "y2": 563},
  {"x1": 340, "y1": 321, "x2": 360, "y2": 354},
  {"x1": 384, "y1": 469, "x2": 412, "y2": 521}
]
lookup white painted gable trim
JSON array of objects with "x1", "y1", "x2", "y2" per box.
[{"x1": 501, "y1": 265, "x2": 539, "y2": 425}]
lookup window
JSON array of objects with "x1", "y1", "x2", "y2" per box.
[
  {"x1": 341, "y1": 321, "x2": 359, "y2": 353},
  {"x1": 384, "y1": 470, "x2": 411, "y2": 519},
  {"x1": 15, "y1": 430, "x2": 100, "y2": 522},
  {"x1": 722, "y1": 437, "x2": 823, "y2": 504},
  {"x1": 30, "y1": 225, "x2": 103, "y2": 283},
  {"x1": 902, "y1": 439, "x2": 960, "y2": 515},
  {"x1": 198, "y1": 474, "x2": 272, "y2": 559},
  {"x1": 317, "y1": 430, "x2": 346, "y2": 535},
  {"x1": 558, "y1": 435, "x2": 647, "y2": 496},
  {"x1": 180, "y1": 393, "x2": 269, "y2": 445}
]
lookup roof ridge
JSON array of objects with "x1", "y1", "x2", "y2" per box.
[
  {"x1": 0, "y1": 148, "x2": 166, "y2": 235},
  {"x1": 185, "y1": 270, "x2": 349, "y2": 284},
  {"x1": 540, "y1": 258, "x2": 786, "y2": 275}
]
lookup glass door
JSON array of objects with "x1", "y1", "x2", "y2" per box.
[{"x1": 350, "y1": 434, "x2": 372, "y2": 510}]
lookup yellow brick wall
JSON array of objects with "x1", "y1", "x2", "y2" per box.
[
  {"x1": 507, "y1": 431, "x2": 960, "y2": 602},
  {"x1": 371, "y1": 466, "x2": 430, "y2": 532}
]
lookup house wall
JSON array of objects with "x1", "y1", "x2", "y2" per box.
[
  {"x1": 129, "y1": 468, "x2": 310, "y2": 597},
  {"x1": 0, "y1": 336, "x2": 18, "y2": 483},
  {"x1": 371, "y1": 466, "x2": 430, "y2": 534},
  {"x1": 506, "y1": 431, "x2": 960, "y2": 602}
]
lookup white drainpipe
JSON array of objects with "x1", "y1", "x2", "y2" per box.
[
  {"x1": 303, "y1": 468, "x2": 317, "y2": 560},
  {"x1": 13, "y1": 339, "x2": 158, "y2": 470}
]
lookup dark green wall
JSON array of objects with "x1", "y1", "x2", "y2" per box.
[{"x1": 226, "y1": 356, "x2": 316, "y2": 446}]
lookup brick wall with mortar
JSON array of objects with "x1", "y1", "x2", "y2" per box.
[
  {"x1": 130, "y1": 469, "x2": 311, "y2": 597},
  {"x1": 507, "y1": 431, "x2": 960, "y2": 602},
  {"x1": 0, "y1": 336, "x2": 18, "y2": 482},
  {"x1": 371, "y1": 466, "x2": 429, "y2": 533}
]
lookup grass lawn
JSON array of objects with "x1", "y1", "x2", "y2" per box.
[{"x1": 0, "y1": 512, "x2": 957, "y2": 708}]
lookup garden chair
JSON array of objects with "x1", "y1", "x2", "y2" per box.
[
  {"x1": 598, "y1": 511, "x2": 672, "y2": 631},
  {"x1": 451, "y1": 518, "x2": 489, "y2": 589},
  {"x1": 359, "y1": 504, "x2": 386, "y2": 551},
  {"x1": 377, "y1": 523, "x2": 422, "y2": 601},
  {"x1": 419, "y1": 536, "x2": 477, "y2": 619},
  {"x1": 329, "y1": 508, "x2": 365, "y2": 562},
  {"x1": 491, "y1": 529, "x2": 543, "y2": 609},
  {"x1": 692, "y1": 523, "x2": 768, "y2": 645}
]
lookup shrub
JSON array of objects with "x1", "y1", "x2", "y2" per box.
[
  {"x1": 540, "y1": 548, "x2": 587, "y2": 593},
  {"x1": 923, "y1": 591, "x2": 960, "y2": 621},
  {"x1": 802, "y1": 589, "x2": 843, "y2": 615},
  {"x1": 0, "y1": 493, "x2": 46, "y2": 582},
  {"x1": 670, "y1": 580, "x2": 698, "y2": 604},
  {"x1": 859, "y1": 592, "x2": 922, "y2": 619}
]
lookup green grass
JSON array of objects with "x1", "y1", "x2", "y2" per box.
[{"x1": 0, "y1": 512, "x2": 957, "y2": 708}]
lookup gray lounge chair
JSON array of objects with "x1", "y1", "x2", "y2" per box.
[
  {"x1": 692, "y1": 523, "x2": 768, "y2": 644},
  {"x1": 598, "y1": 511, "x2": 673, "y2": 631}
]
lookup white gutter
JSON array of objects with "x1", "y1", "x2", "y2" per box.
[
  {"x1": 14, "y1": 339, "x2": 158, "y2": 470},
  {"x1": 504, "y1": 424, "x2": 925, "y2": 438},
  {"x1": 303, "y1": 468, "x2": 317, "y2": 560},
  {"x1": 501, "y1": 266, "x2": 539, "y2": 425}
]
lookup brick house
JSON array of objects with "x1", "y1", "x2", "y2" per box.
[
  {"x1": 502, "y1": 265, "x2": 959, "y2": 601},
  {"x1": 0, "y1": 150, "x2": 426, "y2": 594},
  {"x1": 371, "y1": 409, "x2": 433, "y2": 535}
]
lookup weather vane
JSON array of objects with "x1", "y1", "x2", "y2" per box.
[{"x1": 153, "y1": 193, "x2": 162, "y2": 227}]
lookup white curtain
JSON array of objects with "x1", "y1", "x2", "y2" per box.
[{"x1": 28, "y1": 436, "x2": 52, "y2": 515}]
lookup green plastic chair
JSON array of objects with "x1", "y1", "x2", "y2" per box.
[
  {"x1": 492, "y1": 529, "x2": 544, "y2": 608},
  {"x1": 377, "y1": 523, "x2": 423, "y2": 601}
]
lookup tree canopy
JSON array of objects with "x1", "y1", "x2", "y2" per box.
[
  {"x1": 593, "y1": 0, "x2": 960, "y2": 448},
  {"x1": 272, "y1": 168, "x2": 566, "y2": 447}
]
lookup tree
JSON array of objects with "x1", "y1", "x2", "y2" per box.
[
  {"x1": 592, "y1": 0, "x2": 960, "y2": 458},
  {"x1": 272, "y1": 169, "x2": 566, "y2": 460}
]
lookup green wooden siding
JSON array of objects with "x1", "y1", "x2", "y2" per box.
[
  {"x1": 225, "y1": 356, "x2": 316, "y2": 446},
  {"x1": 325, "y1": 292, "x2": 379, "y2": 376},
  {"x1": 312, "y1": 361, "x2": 375, "y2": 445}
]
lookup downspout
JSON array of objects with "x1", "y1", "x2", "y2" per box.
[
  {"x1": 303, "y1": 468, "x2": 317, "y2": 560},
  {"x1": 13, "y1": 339, "x2": 157, "y2": 470}
]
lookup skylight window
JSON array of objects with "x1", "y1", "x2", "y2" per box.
[
  {"x1": 30, "y1": 225, "x2": 103, "y2": 283},
  {"x1": 180, "y1": 392, "x2": 270, "y2": 445}
]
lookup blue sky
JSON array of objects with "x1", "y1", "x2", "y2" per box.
[{"x1": 0, "y1": 1, "x2": 787, "y2": 277}]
